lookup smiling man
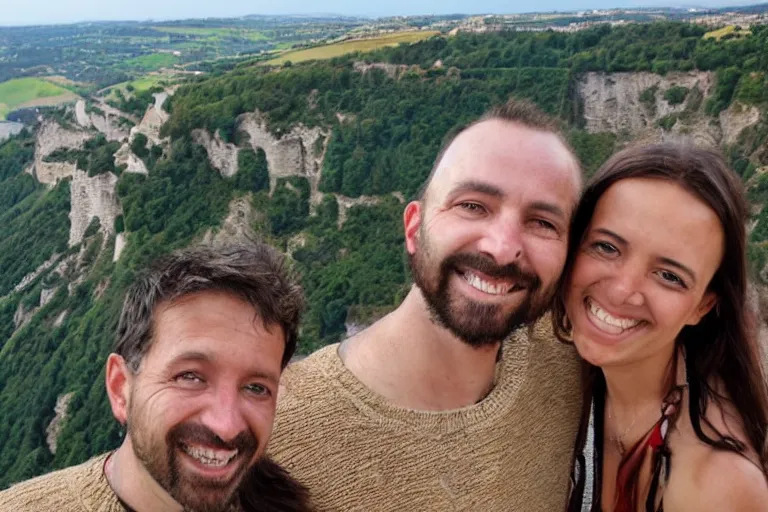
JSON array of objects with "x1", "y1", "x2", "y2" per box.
[
  {"x1": 0, "y1": 243, "x2": 310, "y2": 512},
  {"x1": 268, "y1": 99, "x2": 585, "y2": 511}
]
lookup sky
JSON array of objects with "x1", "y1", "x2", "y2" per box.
[{"x1": 1, "y1": 0, "x2": 762, "y2": 27}]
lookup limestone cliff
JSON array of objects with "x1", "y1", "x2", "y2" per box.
[
  {"x1": 578, "y1": 71, "x2": 715, "y2": 138},
  {"x1": 192, "y1": 129, "x2": 239, "y2": 177},
  {"x1": 45, "y1": 392, "x2": 75, "y2": 454},
  {"x1": 720, "y1": 101, "x2": 762, "y2": 146},
  {"x1": 75, "y1": 100, "x2": 129, "y2": 141},
  {"x1": 130, "y1": 92, "x2": 170, "y2": 145},
  {"x1": 29, "y1": 119, "x2": 93, "y2": 185},
  {"x1": 113, "y1": 143, "x2": 148, "y2": 175},
  {"x1": 239, "y1": 111, "x2": 329, "y2": 205},
  {"x1": 68, "y1": 170, "x2": 121, "y2": 247}
]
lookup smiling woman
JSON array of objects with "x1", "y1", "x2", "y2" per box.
[{"x1": 553, "y1": 143, "x2": 768, "y2": 512}]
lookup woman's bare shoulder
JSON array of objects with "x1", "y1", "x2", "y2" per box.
[{"x1": 666, "y1": 446, "x2": 768, "y2": 511}]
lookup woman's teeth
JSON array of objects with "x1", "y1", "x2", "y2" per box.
[{"x1": 587, "y1": 299, "x2": 641, "y2": 334}]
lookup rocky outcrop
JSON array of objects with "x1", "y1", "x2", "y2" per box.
[
  {"x1": 40, "y1": 288, "x2": 57, "y2": 308},
  {"x1": 578, "y1": 71, "x2": 714, "y2": 136},
  {"x1": 53, "y1": 310, "x2": 68, "y2": 327},
  {"x1": 113, "y1": 233, "x2": 127, "y2": 262},
  {"x1": 239, "y1": 111, "x2": 329, "y2": 205},
  {"x1": 202, "y1": 195, "x2": 261, "y2": 245},
  {"x1": 192, "y1": 129, "x2": 239, "y2": 177},
  {"x1": 29, "y1": 119, "x2": 92, "y2": 185},
  {"x1": 130, "y1": 92, "x2": 170, "y2": 145},
  {"x1": 353, "y1": 61, "x2": 411, "y2": 79},
  {"x1": 68, "y1": 170, "x2": 121, "y2": 247},
  {"x1": 13, "y1": 303, "x2": 34, "y2": 330},
  {"x1": 113, "y1": 143, "x2": 148, "y2": 175},
  {"x1": 335, "y1": 194, "x2": 382, "y2": 229},
  {"x1": 13, "y1": 253, "x2": 61, "y2": 293},
  {"x1": 720, "y1": 102, "x2": 761, "y2": 146},
  {"x1": 0, "y1": 121, "x2": 24, "y2": 142},
  {"x1": 45, "y1": 392, "x2": 74, "y2": 454}
]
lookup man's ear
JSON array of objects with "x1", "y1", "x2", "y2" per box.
[
  {"x1": 404, "y1": 201, "x2": 422, "y2": 255},
  {"x1": 105, "y1": 353, "x2": 132, "y2": 425},
  {"x1": 686, "y1": 291, "x2": 718, "y2": 326}
]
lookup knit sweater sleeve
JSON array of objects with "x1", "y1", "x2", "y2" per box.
[{"x1": 0, "y1": 454, "x2": 121, "y2": 512}]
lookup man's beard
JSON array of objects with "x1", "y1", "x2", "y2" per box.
[
  {"x1": 129, "y1": 415, "x2": 258, "y2": 512},
  {"x1": 408, "y1": 233, "x2": 553, "y2": 347}
]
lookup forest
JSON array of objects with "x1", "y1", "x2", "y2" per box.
[{"x1": 2, "y1": 20, "x2": 768, "y2": 487}]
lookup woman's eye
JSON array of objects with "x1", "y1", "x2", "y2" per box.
[
  {"x1": 658, "y1": 270, "x2": 686, "y2": 288},
  {"x1": 591, "y1": 241, "x2": 618, "y2": 255}
]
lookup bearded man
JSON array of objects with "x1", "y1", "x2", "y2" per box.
[
  {"x1": 0, "y1": 243, "x2": 310, "y2": 512},
  {"x1": 267, "y1": 99, "x2": 585, "y2": 511}
]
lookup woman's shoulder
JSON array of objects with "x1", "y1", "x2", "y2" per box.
[
  {"x1": 666, "y1": 445, "x2": 768, "y2": 511},
  {"x1": 665, "y1": 386, "x2": 768, "y2": 510}
]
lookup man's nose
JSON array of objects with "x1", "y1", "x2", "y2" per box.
[
  {"x1": 199, "y1": 387, "x2": 248, "y2": 443},
  {"x1": 476, "y1": 219, "x2": 524, "y2": 266}
]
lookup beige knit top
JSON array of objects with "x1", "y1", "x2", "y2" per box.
[
  {"x1": 0, "y1": 453, "x2": 122, "y2": 512},
  {"x1": 268, "y1": 320, "x2": 583, "y2": 512}
]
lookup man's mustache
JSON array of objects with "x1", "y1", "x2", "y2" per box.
[
  {"x1": 169, "y1": 422, "x2": 258, "y2": 454},
  {"x1": 443, "y1": 252, "x2": 541, "y2": 290}
]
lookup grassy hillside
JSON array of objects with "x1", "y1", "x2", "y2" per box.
[
  {"x1": 0, "y1": 78, "x2": 78, "y2": 119},
  {"x1": 265, "y1": 31, "x2": 440, "y2": 65}
]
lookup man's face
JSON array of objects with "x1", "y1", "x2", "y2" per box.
[
  {"x1": 125, "y1": 291, "x2": 284, "y2": 512},
  {"x1": 406, "y1": 119, "x2": 580, "y2": 346}
]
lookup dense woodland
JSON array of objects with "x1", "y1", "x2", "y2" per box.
[{"x1": 2, "y1": 21, "x2": 768, "y2": 487}]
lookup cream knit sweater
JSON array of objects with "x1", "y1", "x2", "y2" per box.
[
  {"x1": 269, "y1": 320, "x2": 583, "y2": 512},
  {"x1": 0, "y1": 453, "x2": 122, "y2": 512}
]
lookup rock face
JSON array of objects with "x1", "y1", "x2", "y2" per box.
[
  {"x1": 130, "y1": 92, "x2": 170, "y2": 145},
  {"x1": 336, "y1": 194, "x2": 382, "y2": 228},
  {"x1": 113, "y1": 143, "x2": 148, "y2": 175},
  {"x1": 0, "y1": 121, "x2": 24, "y2": 142},
  {"x1": 192, "y1": 129, "x2": 239, "y2": 177},
  {"x1": 68, "y1": 170, "x2": 121, "y2": 247},
  {"x1": 720, "y1": 101, "x2": 762, "y2": 146},
  {"x1": 30, "y1": 119, "x2": 93, "y2": 185},
  {"x1": 113, "y1": 233, "x2": 127, "y2": 262},
  {"x1": 578, "y1": 71, "x2": 714, "y2": 135},
  {"x1": 239, "y1": 111, "x2": 328, "y2": 204},
  {"x1": 45, "y1": 392, "x2": 75, "y2": 454},
  {"x1": 13, "y1": 253, "x2": 61, "y2": 293},
  {"x1": 353, "y1": 61, "x2": 411, "y2": 79},
  {"x1": 203, "y1": 195, "x2": 259, "y2": 245},
  {"x1": 13, "y1": 303, "x2": 33, "y2": 330}
]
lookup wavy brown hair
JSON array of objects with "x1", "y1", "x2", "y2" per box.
[{"x1": 552, "y1": 143, "x2": 768, "y2": 510}]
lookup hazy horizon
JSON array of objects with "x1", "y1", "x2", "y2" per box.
[{"x1": 2, "y1": 0, "x2": 765, "y2": 27}]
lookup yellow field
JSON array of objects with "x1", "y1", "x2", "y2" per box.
[
  {"x1": 703, "y1": 25, "x2": 751, "y2": 40},
  {"x1": 265, "y1": 31, "x2": 440, "y2": 66}
]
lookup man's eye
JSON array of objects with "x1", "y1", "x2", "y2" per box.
[
  {"x1": 532, "y1": 219, "x2": 557, "y2": 231},
  {"x1": 457, "y1": 202, "x2": 485, "y2": 213},
  {"x1": 176, "y1": 372, "x2": 203, "y2": 384},
  {"x1": 245, "y1": 383, "x2": 270, "y2": 396}
]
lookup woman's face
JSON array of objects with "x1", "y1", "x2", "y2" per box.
[{"x1": 566, "y1": 178, "x2": 724, "y2": 369}]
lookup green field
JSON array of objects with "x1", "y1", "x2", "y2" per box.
[
  {"x1": 265, "y1": 31, "x2": 440, "y2": 65},
  {"x1": 151, "y1": 26, "x2": 267, "y2": 42},
  {"x1": 703, "y1": 25, "x2": 751, "y2": 40},
  {"x1": 121, "y1": 53, "x2": 180, "y2": 71},
  {"x1": 0, "y1": 77, "x2": 78, "y2": 119}
]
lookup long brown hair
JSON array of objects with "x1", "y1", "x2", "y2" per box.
[{"x1": 552, "y1": 143, "x2": 768, "y2": 509}]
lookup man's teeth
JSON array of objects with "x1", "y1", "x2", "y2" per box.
[
  {"x1": 463, "y1": 271, "x2": 513, "y2": 295},
  {"x1": 587, "y1": 299, "x2": 641, "y2": 332},
  {"x1": 182, "y1": 444, "x2": 238, "y2": 467}
]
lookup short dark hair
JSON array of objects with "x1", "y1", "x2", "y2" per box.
[
  {"x1": 418, "y1": 98, "x2": 572, "y2": 200},
  {"x1": 115, "y1": 241, "x2": 304, "y2": 371}
]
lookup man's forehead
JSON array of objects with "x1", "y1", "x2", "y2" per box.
[{"x1": 425, "y1": 119, "x2": 581, "y2": 203}]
